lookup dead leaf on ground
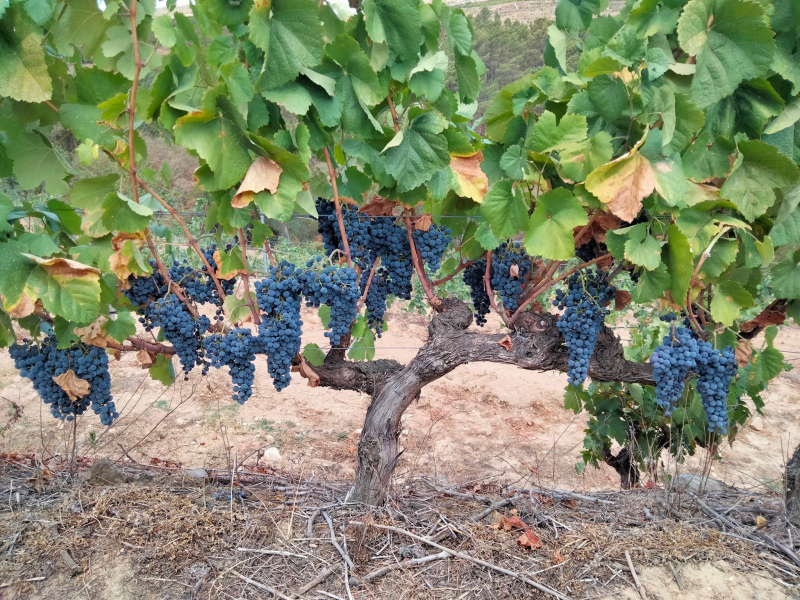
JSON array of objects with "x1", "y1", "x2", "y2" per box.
[
  {"x1": 498, "y1": 335, "x2": 513, "y2": 352},
  {"x1": 518, "y1": 529, "x2": 542, "y2": 550},
  {"x1": 232, "y1": 157, "x2": 282, "y2": 208},
  {"x1": 359, "y1": 196, "x2": 398, "y2": 216},
  {"x1": 614, "y1": 289, "x2": 632, "y2": 311},
  {"x1": 52, "y1": 370, "x2": 91, "y2": 402},
  {"x1": 756, "y1": 515, "x2": 767, "y2": 528},
  {"x1": 552, "y1": 549, "x2": 566, "y2": 564},
  {"x1": 735, "y1": 339, "x2": 753, "y2": 368}
]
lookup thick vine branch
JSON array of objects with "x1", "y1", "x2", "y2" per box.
[
  {"x1": 356, "y1": 257, "x2": 380, "y2": 311},
  {"x1": 322, "y1": 147, "x2": 352, "y2": 269}
]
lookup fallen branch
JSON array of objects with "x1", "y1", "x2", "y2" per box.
[
  {"x1": 358, "y1": 551, "x2": 451, "y2": 584},
  {"x1": 348, "y1": 521, "x2": 572, "y2": 600},
  {"x1": 294, "y1": 565, "x2": 338, "y2": 597},
  {"x1": 625, "y1": 550, "x2": 648, "y2": 600},
  {"x1": 231, "y1": 569, "x2": 293, "y2": 600}
]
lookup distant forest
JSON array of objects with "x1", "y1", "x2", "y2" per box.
[{"x1": 464, "y1": 9, "x2": 552, "y2": 117}]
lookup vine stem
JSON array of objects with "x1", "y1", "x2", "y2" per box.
[
  {"x1": 507, "y1": 254, "x2": 611, "y2": 327},
  {"x1": 136, "y1": 178, "x2": 226, "y2": 300},
  {"x1": 431, "y1": 258, "x2": 475, "y2": 287},
  {"x1": 356, "y1": 257, "x2": 381, "y2": 310},
  {"x1": 686, "y1": 226, "x2": 730, "y2": 335},
  {"x1": 403, "y1": 209, "x2": 441, "y2": 307},
  {"x1": 483, "y1": 250, "x2": 507, "y2": 325},
  {"x1": 322, "y1": 147, "x2": 352, "y2": 269},
  {"x1": 124, "y1": 2, "x2": 194, "y2": 315},
  {"x1": 387, "y1": 93, "x2": 400, "y2": 131},
  {"x1": 238, "y1": 228, "x2": 262, "y2": 326}
]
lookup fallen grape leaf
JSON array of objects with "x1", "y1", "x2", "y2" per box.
[{"x1": 52, "y1": 369, "x2": 91, "y2": 402}]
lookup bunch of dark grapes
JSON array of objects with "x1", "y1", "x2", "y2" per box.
[
  {"x1": 649, "y1": 325, "x2": 700, "y2": 415},
  {"x1": 169, "y1": 244, "x2": 235, "y2": 310},
  {"x1": 315, "y1": 199, "x2": 372, "y2": 267},
  {"x1": 694, "y1": 341, "x2": 737, "y2": 433},
  {"x1": 299, "y1": 260, "x2": 360, "y2": 346},
  {"x1": 124, "y1": 261, "x2": 166, "y2": 306},
  {"x1": 370, "y1": 217, "x2": 413, "y2": 299},
  {"x1": 412, "y1": 223, "x2": 452, "y2": 272},
  {"x1": 360, "y1": 267, "x2": 389, "y2": 336},
  {"x1": 490, "y1": 243, "x2": 531, "y2": 312},
  {"x1": 143, "y1": 294, "x2": 210, "y2": 378},
  {"x1": 575, "y1": 239, "x2": 607, "y2": 263},
  {"x1": 10, "y1": 337, "x2": 118, "y2": 424},
  {"x1": 464, "y1": 258, "x2": 491, "y2": 326},
  {"x1": 553, "y1": 269, "x2": 615, "y2": 386},
  {"x1": 203, "y1": 328, "x2": 263, "y2": 404},
  {"x1": 316, "y1": 197, "x2": 340, "y2": 255},
  {"x1": 255, "y1": 261, "x2": 304, "y2": 391}
]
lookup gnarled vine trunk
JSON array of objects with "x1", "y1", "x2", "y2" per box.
[{"x1": 314, "y1": 299, "x2": 657, "y2": 505}]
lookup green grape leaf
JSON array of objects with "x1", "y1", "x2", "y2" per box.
[
  {"x1": 525, "y1": 188, "x2": 588, "y2": 261},
  {"x1": 326, "y1": 35, "x2": 382, "y2": 107},
  {"x1": 499, "y1": 144, "x2": 527, "y2": 180},
  {"x1": 700, "y1": 237, "x2": 738, "y2": 278},
  {"x1": 710, "y1": 280, "x2": 753, "y2": 325},
  {"x1": 385, "y1": 111, "x2": 450, "y2": 193},
  {"x1": 667, "y1": 224, "x2": 693, "y2": 307},
  {"x1": 255, "y1": 174, "x2": 303, "y2": 222},
  {"x1": 103, "y1": 310, "x2": 137, "y2": 343},
  {"x1": 24, "y1": 255, "x2": 101, "y2": 323},
  {"x1": 720, "y1": 140, "x2": 800, "y2": 221},
  {"x1": 69, "y1": 174, "x2": 119, "y2": 237},
  {"x1": 220, "y1": 62, "x2": 254, "y2": 107},
  {"x1": 18, "y1": 232, "x2": 60, "y2": 257},
  {"x1": 408, "y1": 51, "x2": 448, "y2": 101},
  {"x1": 479, "y1": 179, "x2": 528, "y2": 239},
  {"x1": 556, "y1": 0, "x2": 608, "y2": 31},
  {"x1": 771, "y1": 183, "x2": 800, "y2": 247},
  {"x1": 348, "y1": 327, "x2": 376, "y2": 361},
  {"x1": 626, "y1": 0, "x2": 680, "y2": 38},
  {"x1": 149, "y1": 355, "x2": 175, "y2": 386},
  {"x1": 557, "y1": 132, "x2": 614, "y2": 184},
  {"x1": 51, "y1": 0, "x2": 111, "y2": 58},
  {"x1": 174, "y1": 101, "x2": 252, "y2": 191},
  {"x1": 151, "y1": 14, "x2": 177, "y2": 47},
  {"x1": 474, "y1": 221, "x2": 502, "y2": 250},
  {"x1": 362, "y1": 0, "x2": 421, "y2": 60},
  {"x1": 250, "y1": 0, "x2": 324, "y2": 91},
  {"x1": 631, "y1": 262, "x2": 670, "y2": 303},
  {"x1": 101, "y1": 193, "x2": 153, "y2": 233},
  {"x1": 304, "y1": 343, "x2": 326, "y2": 367},
  {"x1": 527, "y1": 111, "x2": 587, "y2": 153},
  {"x1": 454, "y1": 52, "x2": 480, "y2": 104},
  {"x1": 623, "y1": 223, "x2": 662, "y2": 270},
  {"x1": 5, "y1": 126, "x2": 70, "y2": 196},
  {"x1": 771, "y1": 253, "x2": 800, "y2": 299},
  {"x1": 677, "y1": 0, "x2": 775, "y2": 108},
  {"x1": 441, "y1": 7, "x2": 472, "y2": 56},
  {"x1": 0, "y1": 16, "x2": 52, "y2": 102}
]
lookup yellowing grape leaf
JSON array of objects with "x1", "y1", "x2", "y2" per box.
[
  {"x1": 585, "y1": 140, "x2": 656, "y2": 222},
  {"x1": 450, "y1": 152, "x2": 489, "y2": 203},
  {"x1": 232, "y1": 157, "x2": 283, "y2": 208}
]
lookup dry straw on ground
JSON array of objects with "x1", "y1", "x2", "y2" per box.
[{"x1": 0, "y1": 455, "x2": 797, "y2": 599}]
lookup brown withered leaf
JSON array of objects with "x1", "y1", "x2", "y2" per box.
[
  {"x1": 109, "y1": 348, "x2": 122, "y2": 361},
  {"x1": 498, "y1": 335, "x2": 513, "y2": 352},
  {"x1": 574, "y1": 212, "x2": 622, "y2": 246},
  {"x1": 735, "y1": 339, "x2": 753, "y2": 367},
  {"x1": 111, "y1": 231, "x2": 146, "y2": 251},
  {"x1": 740, "y1": 304, "x2": 787, "y2": 333},
  {"x1": 414, "y1": 213, "x2": 433, "y2": 232},
  {"x1": 501, "y1": 516, "x2": 528, "y2": 531},
  {"x1": 518, "y1": 529, "x2": 543, "y2": 550},
  {"x1": 136, "y1": 349, "x2": 156, "y2": 368},
  {"x1": 614, "y1": 289, "x2": 632, "y2": 311},
  {"x1": 298, "y1": 357, "x2": 320, "y2": 388},
  {"x1": 232, "y1": 157, "x2": 282, "y2": 208},
  {"x1": 74, "y1": 317, "x2": 109, "y2": 348},
  {"x1": 552, "y1": 549, "x2": 566, "y2": 564},
  {"x1": 52, "y1": 370, "x2": 91, "y2": 402},
  {"x1": 585, "y1": 142, "x2": 655, "y2": 223},
  {"x1": 359, "y1": 196, "x2": 398, "y2": 216}
]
